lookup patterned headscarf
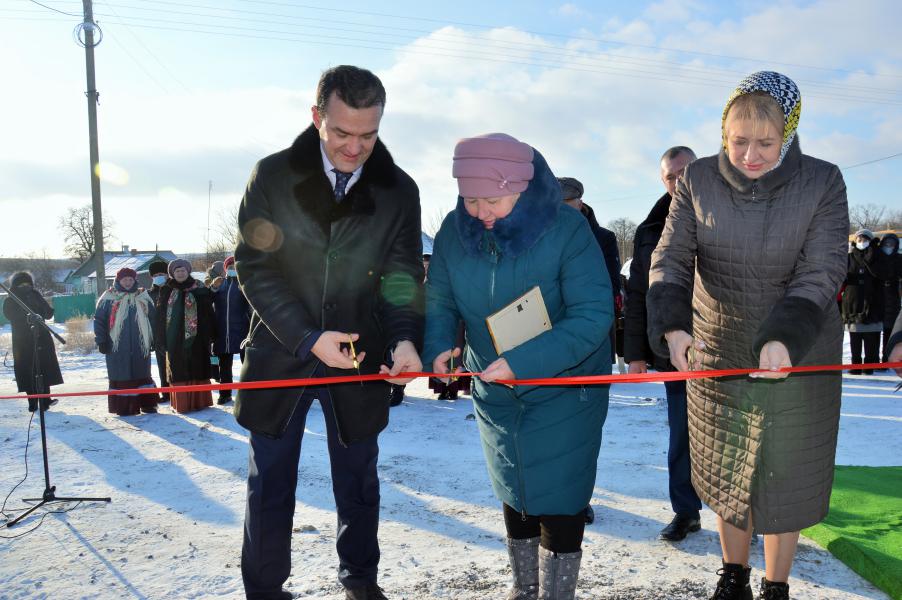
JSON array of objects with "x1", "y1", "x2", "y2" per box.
[{"x1": 722, "y1": 71, "x2": 801, "y2": 170}]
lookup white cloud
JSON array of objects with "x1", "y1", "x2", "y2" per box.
[
  {"x1": 557, "y1": 3, "x2": 590, "y2": 18},
  {"x1": 3, "y1": 0, "x2": 901, "y2": 256}
]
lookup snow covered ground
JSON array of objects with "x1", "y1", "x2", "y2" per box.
[{"x1": 0, "y1": 332, "x2": 899, "y2": 599}]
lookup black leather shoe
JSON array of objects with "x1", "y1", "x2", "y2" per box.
[
  {"x1": 346, "y1": 584, "x2": 388, "y2": 600},
  {"x1": 660, "y1": 513, "x2": 701, "y2": 541},
  {"x1": 389, "y1": 385, "x2": 404, "y2": 407},
  {"x1": 759, "y1": 577, "x2": 789, "y2": 600},
  {"x1": 217, "y1": 394, "x2": 232, "y2": 405},
  {"x1": 584, "y1": 504, "x2": 595, "y2": 525},
  {"x1": 710, "y1": 562, "x2": 752, "y2": 600}
]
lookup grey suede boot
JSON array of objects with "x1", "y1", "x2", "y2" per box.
[
  {"x1": 538, "y1": 546, "x2": 582, "y2": 600},
  {"x1": 506, "y1": 537, "x2": 539, "y2": 600}
]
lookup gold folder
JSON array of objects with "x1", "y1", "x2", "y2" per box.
[{"x1": 485, "y1": 286, "x2": 552, "y2": 355}]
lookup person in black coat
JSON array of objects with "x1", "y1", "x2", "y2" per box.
[
  {"x1": 874, "y1": 233, "x2": 901, "y2": 363},
  {"x1": 3, "y1": 272, "x2": 63, "y2": 412},
  {"x1": 558, "y1": 177, "x2": 622, "y2": 357},
  {"x1": 888, "y1": 309, "x2": 902, "y2": 377},
  {"x1": 842, "y1": 229, "x2": 883, "y2": 374},
  {"x1": 209, "y1": 255, "x2": 251, "y2": 405},
  {"x1": 147, "y1": 260, "x2": 171, "y2": 402},
  {"x1": 235, "y1": 66, "x2": 424, "y2": 600},
  {"x1": 623, "y1": 145, "x2": 703, "y2": 542}
]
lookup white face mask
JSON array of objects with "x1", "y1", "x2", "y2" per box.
[
  {"x1": 882, "y1": 246, "x2": 897, "y2": 255},
  {"x1": 227, "y1": 269, "x2": 237, "y2": 277},
  {"x1": 152, "y1": 275, "x2": 167, "y2": 285},
  {"x1": 855, "y1": 241, "x2": 869, "y2": 251}
]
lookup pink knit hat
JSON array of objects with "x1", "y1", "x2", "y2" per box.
[{"x1": 452, "y1": 133, "x2": 534, "y2": 198}]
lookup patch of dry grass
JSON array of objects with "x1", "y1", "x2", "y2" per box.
[{"x1": 63, "y1": 316, "x2": 97, "y2": 355}]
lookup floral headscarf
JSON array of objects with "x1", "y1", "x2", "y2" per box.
[{"x1": 722, "y1": 71, "x2": 802, "y2": 171}]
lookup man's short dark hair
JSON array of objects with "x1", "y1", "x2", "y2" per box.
[
  {"x1": 661, "y1": 146, "x2": 697, "y2": 162},
  {"x1": 316, "y1": 65, "x2": 386, "y2": 116}
]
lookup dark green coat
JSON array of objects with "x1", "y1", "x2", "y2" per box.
[{"x1": 424, "y1": 150, "x2": 612, "y2": 516}]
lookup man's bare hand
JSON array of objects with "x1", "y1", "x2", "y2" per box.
[
  {"x1": 379, "y1": 340, "x2": 422, "y2": 385},
  {"x1": 311, "y1": 331, "x2": 366, "y2": 369},
  {"x1": 751, "y1": 340, "x2": 791, "y2": 380},
  {"x1": 628, "y1": 360, "x2": 648, "y2": 374}
]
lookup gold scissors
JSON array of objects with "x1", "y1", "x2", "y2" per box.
[
  {"x1": 348, "y1": 334, "x2": 363, "y2": 384},
  {"x1": 448, "y1": 349, "x2": 458, "y2": 383}
]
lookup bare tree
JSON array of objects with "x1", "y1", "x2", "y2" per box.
[
  {"x1": 878, "y1": 208, "x2": 902, "y2": 231},
  {"x1": 848, "y1": 203, "x2": 886, "y2": 233},
  {"x1": 424, "y1": 206, "x2": 452, "y2": 238},
  {"x1": 204, "y1": 203, "x2": 240, "y2": 265},
  {"x1": 58, "y1": 205, "x2": 115, "y2": 261},
  {"x1": 607, "y1": 217, "x2": 638, "y2": 263}
]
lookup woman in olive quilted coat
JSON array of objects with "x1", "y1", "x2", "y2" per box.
[{"x1": 648, "y1": 72, "x2": 848, "y2": 600}]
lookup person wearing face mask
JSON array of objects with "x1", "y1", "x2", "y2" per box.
[
  {"x1": 94, "y1": 268, "x2": 160, "y2": 416},
  {"x1": 209, "y1": 256, "x2": 251, "y2": 405},
  {"x1": 3, "y1": 271, "x2": 63, "y2": 413},
  {"x1": 874, "y1": 233, "x2": 901, "y2": 364},
  {"x1": 155, "y1": 258, "x2": 217, "y2": 413},
  {"x1": 841, "y1": 230, "x2": 883, "y2": 374},
  {"x1": 647, "y1": 72, "x2": 848, "y2": 600},
  {"x1": 148, "y1": 260, "x2": 171, "y2": 401},
  {"x1": 424, "y1": 133, "x2": 612, "y2": 600}
]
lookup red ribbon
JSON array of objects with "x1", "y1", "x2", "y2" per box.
[{"x1": 1, "y1": 362, "x2": 899, "y2": 401}]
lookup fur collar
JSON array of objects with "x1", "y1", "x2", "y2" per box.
[
  {"x1": 287, "y1": 124, "x2": 398, "y2": 227},
  {"x1": 454, "y1": 148, "x2": 561, "y2": 258},
  {"x1": 718, "y1": 135, "x2": 801, "y2": 196}
]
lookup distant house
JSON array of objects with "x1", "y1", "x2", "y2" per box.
[{"x1": 65, "y1": 246, "x2": 178, "y2": 294}]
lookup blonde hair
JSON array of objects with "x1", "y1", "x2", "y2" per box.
[{"x1": 724, "y1": 91, "x2": 784, "y2": 141}]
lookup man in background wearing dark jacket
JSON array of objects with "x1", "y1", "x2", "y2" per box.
[
  {"x1": 558, "y1": 177, "x2": 622, "y2": 351},
  {"x1": 623, "y1": 146, "x2": 703, "y2": 542},
  {"x1": 235, "y1": 66, "x2": 424, "y2": 600}
]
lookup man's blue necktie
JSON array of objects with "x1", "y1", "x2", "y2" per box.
[{"x1": 333, "y1": 169, "x2": 352, "y2": 203}]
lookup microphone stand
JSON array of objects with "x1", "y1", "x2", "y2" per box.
[{"x1": 1, "y1": 281, "x2": 110, "y2": 527}]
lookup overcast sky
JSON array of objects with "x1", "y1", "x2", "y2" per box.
[{"x1": 4, "y1": 0, "x2": 901, "y2": 257}]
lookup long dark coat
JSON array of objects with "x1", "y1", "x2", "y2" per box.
[
  {"x1": 624, "y1": 192, "x2": 675, "y2": 372},
  {"x1": 212, "y1": 276, "x2": 251, "y2": 355},
  {"x1": 154, "y1": 278, "x2": 216, "y2": 383},
  {"x1": 423, "y1": 149, "x2": 612, "y2": 515},
  {"x1": 3, "y1": 288, "x2": 63, "y2": 393},
  {"x1": 234, "y1": 124, "x2": 424, "y2": 443},
  {"x1": 842, "y1": 244, "x2": 883, "y2": 329},
  {"x1": 647, "y1": 139, "x2": 848, "y2": 534},
  {"x1": 94, "y1": 284, "x2": 155, "y2": 381}
]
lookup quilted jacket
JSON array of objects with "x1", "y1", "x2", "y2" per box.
[{"x1": 647, "y1": 138, "x2": 848, "y2": 534}]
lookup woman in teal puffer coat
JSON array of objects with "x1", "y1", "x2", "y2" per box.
[{"x1": 423, "y1": 133, "x2": 612, "y2": 600}]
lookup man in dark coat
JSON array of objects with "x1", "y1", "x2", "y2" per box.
[
  {"x1": 234, "y1": 66, "x2": 424, "y2": 600},
  {"x1": 147, "y1": 260, "x2": 170, "y2": 401},
  {"x1": 623, "y1": 145, "x2": 703, "y2": 542},
  {"x1": 3, "y1": 272, "x2": 63, "y2": 412}
]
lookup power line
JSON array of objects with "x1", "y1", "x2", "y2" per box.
[
  {"x1": 26, "y1": 0, "x2": 79, "y2": 17},
  {"x1": 227, "y1": 0, "x2": 902, "y2": 81},
  {"x1": 843, "y1": 151, "x2": 902, "y2": 170},
  {"x1": 46, "y1": 10, "x2": 902, "y2": 107},
  {"x1": 95, "y1": 1, "x2": 901, "y2": 98}
]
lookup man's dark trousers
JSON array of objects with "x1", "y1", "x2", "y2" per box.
[
  {"x1": 242, "y1": 390, "x2": 380, "y2": 599},
  {"x1": 664, "y1": 380, "x2": 701, "y2": 518}
]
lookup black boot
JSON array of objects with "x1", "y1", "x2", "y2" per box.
[
  {"x1": 759, "y1": 578, "x2": 789, "y2": 600},
  {"x1": 710, "y1": 562, "x2": 752, "y2": 600}
]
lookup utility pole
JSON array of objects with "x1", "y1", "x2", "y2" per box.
[{"x1": 78, "y1": 0, "x2": 106, "y2": 297}]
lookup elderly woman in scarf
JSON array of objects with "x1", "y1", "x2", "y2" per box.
[
  {"x1": 647, "y1": 72, "x2": 848, "y2": 600},
  {"x1": 154, "y1": 259, "x2": 217, "y2": 413},
  {"x1": 424, "y1": 133, "x2": 612, "y2": 600},
  {"x1": 94, "y1": 267, "x2": 160, "y2": 416}
]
